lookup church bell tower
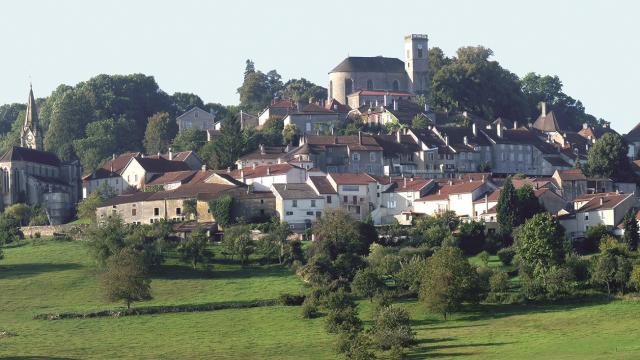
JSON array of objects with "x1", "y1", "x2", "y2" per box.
[
  {"x1": 20, "y1": 84, "x2": 43, "y2": 150},
  {"x1": 404, "y1": 34, "x2": 430, "y2": 96}
]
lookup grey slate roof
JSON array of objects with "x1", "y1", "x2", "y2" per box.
[
  {"x1": 272, "y1": 183, "x2": 322, "y2": 199},
  {"x1": 330, "y1": 57, "x2": 405, "y2": 73},
  {"x1": 0, "y1": 146, "x2": 60, "y2": 166}
]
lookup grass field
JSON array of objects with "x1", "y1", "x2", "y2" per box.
[{"x1": 1, "y1": 240, "x2": 640, "y2": 359}]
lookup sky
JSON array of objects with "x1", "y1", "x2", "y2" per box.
[{"x1": 1, "y1": 0, "x2": 638, "y2": 132}]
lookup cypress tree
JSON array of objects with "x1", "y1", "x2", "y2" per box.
[{"x1": 496, "y1": 177, "x2": 517, "y2": 240}]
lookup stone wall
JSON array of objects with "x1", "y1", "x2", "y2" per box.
[{"x1": 20, "y1": 224, "x2": 90, "y2": 239}]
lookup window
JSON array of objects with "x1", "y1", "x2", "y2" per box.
[
  {"x1": 417, "y1": 44, "x2": 423, "y2": 58},
  {"x1": 306, "y1": 122, "x2": 311, "y2": 132},
  {"x1": 311, "y1": 200, "x2": 316, "y2": 207},
  {"x1": 345, "y1": 79, "x2": 353, "y2": 96},
  {"x1": 292, "y1": 199, "x2": 298, "y2": 207},
  {"x1": 343, "y1": 196, "x2": 348, "y2": 203},
  {"x1": 352, "y1": 152, "x2": 360, "y2": 161},
  {"x1": 154, "y1": 208, "x2": 160, "y2": 216},
  {"x1": 406, "y1": 50, "x2": 410, "y2": 59},
  {"x1": 326, "y1": 195, "x2": 332, "y2": 204},
  {"x1": 150, "y1": 219, "x2": 154, "y2": 223},
  {"x1": 306, "y1": 211, "x2": 313, "y2": 216},
  {"x1": 585, "y1": 213, "x2": 589, "y2": 221},
  {"x1": 366, "y1": 79, "x2": 373, "y2": 90},
  {"x1": 194, "y1": 111, "x2": 198, "y2": 118},
  {"x1": 131, "y1": 209, "x2": 136, "y2": 216},
  {"x1": 176, "y1": 208, "x2": 181, "y2": 215},
  {"x1": 428, "y1": 153, "x2": 434, "y2": 161},
  {"x1": 355, "y1": 206, "x2": 361, "y2": 214},
  {"x1": 369, "y1": 152, "x2": 376, "y2": 162},
  {"x1": 260, "y1": 199, "x2": 264, "y2": 204},
  {"x1": 134, "y1": 174, "x2": 138, "y2": 182},
  {"x1": 352, "y1": 196, "x2": 357, "y2": 204},
  {"x1": 286, "y1": 211, "x2": 293, "y2": 216}
]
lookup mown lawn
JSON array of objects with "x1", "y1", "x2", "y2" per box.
[{"x1": 1, "y1": 240, "x2": 640, "y2": 359}]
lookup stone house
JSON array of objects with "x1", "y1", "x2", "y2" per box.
[
  {"x1": 82, "y1": 152, "x2": 140, "y2": 198},
  {"x1": 258, "y1": 99, "x2": 297, "y2": 127},
  {"x1": 298, "y1": 133, "x2": 385, "y2": 175},
  {"x1": 307, "y1": 176, "x2": 339, "y2": 210},
  {"x1": 120, "y1": 156, "x2": 192, "y2": 189},
  {"x1": 559, "y1": 192, "x2": 636, "y2": 240},
  {"x1": 327, "y1": 172, "x2": 378, "y2": 221},
  {"x1": 176, "y1": 107, "x2": 216, "y2": 133},
  {"x1": 224, "y1": 163, "x2": 307, "y2": 191},
  {"x1": 372, "y1": 177, "x2": 435, "y2": 225},
  {"x1": 235, "y1": 145, "x2": 294, "y2": 169},
  {"x1": 271, "y1": 183, "x2": 324, "y2": 231},
  {"x1": 282, "y1": 103, "x2": 341, "y2": 134},
  {"x1": 413, "y1": 180, "x2": 493, "y2": 219}
]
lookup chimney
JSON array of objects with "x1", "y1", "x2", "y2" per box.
[
  {"x1": 403, "y1": 177, "x2": 407, "y2": 188},
  {"x1": 333, "y1": 104, "x2": 338, "y2": 111},
  {"x1": 240, "y1": 169, "x2": 244, "y2": 179},
  {"x1": 168, "y1": 147, "x2": 173, "y2": 161},
  {"x1": 252, "y1": 163, "x2": 256, "y2": 170},
  {"x1": 383, "y1": 92, "x2": 388, "y2": 106},
  {"x1": 157, "y1": 152, "x2": 161, "y2": 157},
  {"x1": 285, "y1": 144, "x2": 290, "y2": 152},
  {"x1": 396, "y1": 130, "x2": 401, "y2": 143},
  {"x1": 424, "y1": 103, "x2": 428, "y2": 112},
  {"x1": 358, "y1": 131, "x2": 362, "y2": 145},
  {"x1": 112, "y1": 154, "x2": 116, "y2": 160},
  {"x1": 463, "y1": 111, "x2": 468, "y2": 119},
  {"x1": 110, "y1": 163, "x2": 114, "y2": 173},
  {"x1": 141, "y1": 154, "x2": 144, "y2": 158},
  {"x1": 260, "y1": 144, "x2": 265, "y2": 155},
  {"x1": 449, "y1": 180, "x2": 453, "y2": 186},
  {"x1": 582, "y1": 123, "x2": 589, "y2": 130},
  {"x1": 485, "y1": 193, "x2": 488, "y2": 213},
  {"x1": 540, "y1": 102, "x2": 547, "y2": 116},
  {"x1": 201, "y1": 164, "x2": 206, "y2": 172},
  {"x1": 513, "y1": 121, "x2": 518, "y2": 129},
  {"x1": 603, "y1": 122, "x2": 610, "y2": 129},
  {"x1": 472, "y1": 122, "x2": 477, "y2": 136},
  {"x1": 463, "y1": 136, "x2": 468, "y2": 145},
  {"x1": 227, "y1": 167, "x2": 231, "y2": 173},
  {"x1": 393, "y1": 99, "x2": 398, "y2": 111},
  {"x1": 497, "y1": 125, "x2": 503, "y2": 138},
  {"x1": 599, "y1": 197, "x2": 604, "y2": 206},
  {"x1": 438, "y1": 189, "x2": 441, "y2": 195},
  {"x1": 267, "y1": 167, "x2": 271, "y2": 175},
  {"x1": 444, "y1": 135, "x2": 449, "y2": 146}
]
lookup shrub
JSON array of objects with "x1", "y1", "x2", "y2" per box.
[
  {"x1": 497, "y1": 247, "x2": 515, "y2": 266},
  {"x1": 325, "y1": 307, "x2": 363, "y2": 334},
  {"x1": 279, "y1": 293, "x2": 305, "y2": 306},
  {"x1": 489, "y1": 271, "x2": 509, "y2": 293},
  {"x1": 371, "y1": 305, "x2": 415, "y2": 350},
  {"x1": 336, "y1": 332, "x2": 376, "y2": 359},
  {"x1": 582, "y1": 224, "x2": 609, "y2": 254},
  {"x1": 351, "y1": 268, "x2": 386, "y2": 301},
  {"x1": 478, "y1": 251, "x2": 490, "y2": 266},
  {"x1": 34, "y1": 232, "x2": 41, "y2": 239},
  {"x1": 301, "y1": 298, "x2": 319, "y2": 319},
  {"x1": 483, "y1": 234, "x2": 503, "y2": 254},
  {"x1": 565, "y1": 254, "x2": 590, "y2": 282},
  {"x1": 629, "y1": 265, "x2": 640, "y2": 292}
]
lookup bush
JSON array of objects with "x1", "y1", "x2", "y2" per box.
[
  {"x1": 497, "y1": 247, "x2": 515, "y2": 266},
  {"x1": 325, "y1": 307, "x2": 363, "y2": 334},
  {"x1": 478, "y1": 250, "x2": 490, "y2": 266},
  {"x1": 483, "y1": 234, "x2": 503, "y2": 254},
  {"x1": 301, "y1": 299, "x2": 319, "y2": 319},
  {"x1": 582, "y1": 224, "x2": 609, "y2": 254},
  {"x1": 279, "y1": 293, "x2": 305, "y2": 306},
  {"x1": 565, "y1": 254, "x2": 590, "y2": 282},
  {"x1": 34, "y1": 232, "x2": 41, "y2": 239},
  {"x1": 489, "y1": 271, "x2": 509, "y2": 293},
  {"x1": 371, "y1": 305, "x2": 415, "y2": 350}
]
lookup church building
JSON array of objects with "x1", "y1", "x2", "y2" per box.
[
  {"x1": 0, "y1": 85, "x2": 82, "y2": 224},
  {"x1": 328, "y1": 34, "x2": 430, "y2": 105}
]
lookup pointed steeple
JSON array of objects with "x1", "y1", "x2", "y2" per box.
[{"x1": 20, "y1": 84, "x2": 43, "y2": 150}]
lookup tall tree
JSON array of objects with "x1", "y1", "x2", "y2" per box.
[
  {"x1": 496, "y1": 177, "x2": 517, "y2": 239},
  {"x1": 172, "y1": 128, "x2": 206, "y2": 152},
  {"x1": 44, "y1": 87, "x2": 94, "y2": 160},
  {"x1": 419, "y1": 246, "x2": 478, "y2": 320},
  {"x1": 515, "y1": 184, "x2": 543, "y2": 225},
  {"x1": 622, "y1": 211, "x2": 639, "y2": 251},
  {"x1": 515, "y1": 212, "x2": 566, "y2": 286},
  {"x1": 100, "y1": 248, "x2": 152, "y2": 309},
  {"x1": 209, "y1": 117, "x2": 243, "y2": 169},
  {"x1": 74, "y1": 116, "x2": 137, "y2": 171},
  {"x1": 177, "y1": 227, "x2": 212, "y2": 269},
  {"x1": 143, "y1": 112, "x2": 174, "y2": 155},
  {"x1": 171, "y1": 92, "x2": 205, "y2": 115},
  {"x1": 586, "y1": 133, "x2": 630, "y2": 179}
]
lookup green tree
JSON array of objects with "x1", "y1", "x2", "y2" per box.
[
  {"x1": 281, "y1": 78, "x2": 327, "y2": 104},
  {"x1": 515, "y1": 184, "x2": 543, "y2": 225},
  {"x1": 419, "y1": 246, "x2": 478, "y2": 319},
  {"x1": 73, "y1": 116, "x2": 137, "y2": 172},
  {"x1": 171, "y1": 92, "x2": 204, "y2": 114},
  {"x1": 591, "y1": 236, "x2": 633, "y2": 296},
  {"x1": 44, "y1": 87, "x2": 94, "y2": 160},
  {"x1": 371, "y1": 305, "x2": 415, "y2": 350},
  {"x1": 4, "y1": 203, "x2": 32, "y2": 226},
  {"x1": 177, "y1": 227, "x2": 212, "y2": 269},
  {"x1": 237, "y1": 60, "x2": 274, "y2": 112},
  {"x1": 266, "y1": 219, "x2": 293, "y2": 264},
  {"x1": 172, "y1": 128, "x2": 206, "y2": 152},
  {"x1": 223, "y1": 224, "x2": 254, "y2": 265},
  {"x1": 182, "y1": 199, "x2": 197, "y2": 221},
  {"x1": 209, "y1": 117, "x2": 244, "y2": 169},
  {"x1": 0, "y1": 213, "x2": 22, "y2": 245},
  {"x1": 456, "y1": 220, "x2": 486, "y2": 255},
  {"x1": 583, "y1": 224, "x2": 610, "y2": 253},
  {"x1": 351, "y1": 268, "x2": 386, "y2": 301},
  {"x1": 208, "y1": 195, "x2": 233, "y2": 227},
  {"x1": 282, "y1": 124, "x2": 300, "y2": 145},
  {"x1": 586, "y1": 133, "x2": 630, "y2": 179},
  {"x1": 144, "y1": 112, "x2": 174, "y2": 155},
  {"x1": 100, "y1": 248, "x2": 152, "y2": 309},
  {"x1": 496, "y1": 177, "x2": 517, "y2": 240},
  {"x1": 411, "y1": 114, "x2": 429, "y2": 129},
  {"x1": 622, "y1": 210, "x2": 639, "y2": 251},
  {"x1": 515, "y1": 213, "x2": 566, "y2": 290},
  {"x1": 86, "y1": 215, "x2": 128, "y2": 267}
]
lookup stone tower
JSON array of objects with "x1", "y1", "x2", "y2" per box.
[
  {"x1": 404, "y1": 34, "x2": 430, "y2": 96},
  {"x1": 20, "y1": 84, "x2": 43, "y2": 150}
]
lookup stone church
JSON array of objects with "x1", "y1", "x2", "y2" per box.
[
  {"x1": 328, "y1": 34, "x2": 430, "y2": 105},
  {"x1": 0, "y1": 86, "x2": 81, "y2": 224}
]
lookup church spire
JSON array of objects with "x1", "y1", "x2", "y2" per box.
[{"x1": 20, "y1": 84, "x2": 43, "y2": 150}]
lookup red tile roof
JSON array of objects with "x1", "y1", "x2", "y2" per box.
[
  {"x1": 556, "y1": 168, "x2": 587, "y2": 181},
  {"x1": 325, "y1": 99, "x2": 351, "y2": 113},
  {"x1": 577, "y1": 193, "x2": 631, "y2": 212},
  {"x1": 385, "y1": 177, "x2": 433, "y2": 193},
  {"x1": 416, "y1": 181, "x2": 485, "y2": 202},
  {"x1": 227, "y1": 163, "x2": 300, "y2": 179},
  {"x1": 270, "y1": 99, "x2": 296, "y2": 109},
  {"x1": 309, "y1": 176, "x2": 337, "y2": 194},
  {"x1": 135, "y1": 157, "x2": 192, "y2": 173},
  {"x1": 329, "y1": 172, "x2": 376, "y2": 185}
]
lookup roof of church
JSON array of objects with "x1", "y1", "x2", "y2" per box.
[
  {"x1": 330, "y1": 56, "x2": 405, "y2": 73},
  {"x1": 0, "y1": 146, "x2": 60, "y2": 166},
  {"x1": 532, "y1": 111, "x2": 561, "y2": 132},
  {"x1": 24, "y1": 85, "x2": 39, "y2": 131}
]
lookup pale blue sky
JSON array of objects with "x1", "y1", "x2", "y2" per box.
[{"x1": 1, "y1": 0, "x2": 638, "y2": 132}]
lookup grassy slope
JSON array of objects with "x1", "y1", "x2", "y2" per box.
[{"x1": 1, "y1": 240, "x2": 639, "y2": 359}]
